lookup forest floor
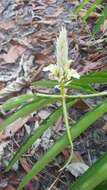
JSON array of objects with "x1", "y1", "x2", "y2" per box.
[{"x1": 0, "y1": 0, "x2": 107, "y2": 190}]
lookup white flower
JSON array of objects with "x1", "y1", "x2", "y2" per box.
[{"x1": 43, "y1": 27, "x2": 80, "y2": 83}]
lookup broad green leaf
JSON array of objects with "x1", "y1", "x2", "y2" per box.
[
  {"x1": 6, "y1": 100, "x2": 77, "y2": 171},
  {"x1": 0, "y1": 98, "x2": 57, "y2": 131},
  {"x1": 17, "y1": 99, "x2": 107, "y2": 190},
  {"x1": 1, "y1": 94, "x2": 35, "y2": 111},
  {"x1": 93, "y1": 5, "x2": 107, "y2": 35},
  {"x1": 83, "y1": 0, "x2": 102, "y2": 21},
  {"x1": 70, "y1": 152, "x2": 107, "y2": 190}
]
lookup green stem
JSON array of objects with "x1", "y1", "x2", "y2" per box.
[
  {"x1": 35, "y1": 91, "x2": 107, "y2": 99},
  {"x1": 60, "y1": 83, "x2": 73, "y2": 170}
]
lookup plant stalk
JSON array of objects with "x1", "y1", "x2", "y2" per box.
[
  {"x1": 60, "y1": 83, "x2": 73, "y2": 170},
  {"x1": 35, "y1": 91, "x2": 107, "y2": 99}
]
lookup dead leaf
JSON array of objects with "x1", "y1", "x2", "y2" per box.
[
  {"x1": 20, "y1": 158, "x2": 38, "y2": 180},
  {"x1": 0, "y1": 141, "x2": 9, "y2": 161},
  {"x1": 38, "y1": 109, "x2": 50, "y2": 120},
  {"x1": 101, "y1": 19, "x2": 107, "y2": 35},
  {"x1": 66, "y1": 162, "x2": 89, "y2": 177},
  {"x1": 53, "y1": 116, "x2": 63, "y2": 132},
  {"x1": 66, "y1": 152, "x2": 89, "y2": 177},
  {"x1": 102, "y1": 123, "x2": 107, "y2": 133},
  {"x1": 0, "y1": 45, "x2": 25, "y2": 63},
  {"x1": 75, "y1": 99, "x2": 90, "y2": 111},
  {"x1": 0, "y1": 21, "x2": 15, "y2": 30},
  {"x1": 45, "y1": 7, "x2": 63, "y2": 18},
  {"x1": 4, "y1": 185, "x2": 16, "y2": 190},
  {"x1": 0, "y1": 117, "x2": 30, "y2": 140},
  {"x1": 79, "y1": 10, "x2": 99, "y2": 19}
]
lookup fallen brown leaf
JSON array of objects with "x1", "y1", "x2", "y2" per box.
[
  {"x1": 79, "y1": 10, "x2": 99, "y2": 19},
  {"x1": 0, "y1": 116, "x2": 30, "y2": 140},
  {"x1": 102, "y1": 123, "x2": 107, "y2": 133},
  {"x1": 66, "y1": 152, "x2": 89, "y2": 177},
  {"x1": 101, "y1": 19, "x2": 107, "y2": 35},
  {"x1": 0, "y1": 21, "x2": 15, "y2": 30},
  {"x1": 4, "y1": 185, "x2": 16, "y2": 190},
  {"x1": 75, "y1": 99, "x2": 90, "y2": 111},
  {"x1": 0, "y1": 45, "x2": 25, "y2": 63},
  {"x1": 20, "y1": 158, "x2": 38, "y2": 180}
]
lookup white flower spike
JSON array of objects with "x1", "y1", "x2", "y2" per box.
[{"x1": 44, "y1": 27, "x2": 80, "y2": 83}]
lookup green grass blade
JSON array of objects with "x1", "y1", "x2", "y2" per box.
[
  {"x1": 1, "y1": 94, "x2": 35, "y2": 111},
  {"x1": 94, "y1": 180, "x2": 107, "y2": 190},
  {"x1": 83, "y1": 0, "x2": 102, "y2": 21},
  {"x1": 75, "y1": 0, "x2": 89, "y2": 13},
  {"x1": 6, "y1": 100, "x2": 77, "y2": 171},
  {"x1": 70, "y1": 152, "x2": 107, "y2": 190},
  {"x1": 17, "y1": 99, "x2": 107, "y2": 190},
  {"x1": 0, "y1": 98, "x2": 57, "y2": 131},
  {"x1": 93, "y1": 5, "x2": 107, "y2": 35}
]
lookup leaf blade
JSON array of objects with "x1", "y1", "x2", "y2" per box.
[
  {"x1": 0, "y1": 98, "x2": 57, "y2": 131},
  {"x1": 6, "y1": 100, "x2": 77, "y2": 171},
  {"x1": 71, "y1": 152, "x2": 107, "y2": 190},
  {"x1": 17, "y1": 99, "x2": 107, "y2": 190}
]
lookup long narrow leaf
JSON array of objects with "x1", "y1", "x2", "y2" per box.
[
  {"x1": 94, "y1": 180, "x2": 107, "y2": 190},
  {"x1": 32, "y1": 70, "x2": 107, "y2": 93},
  {"x1": 32, "y1": 80, "x2": 58, "y2": 88},
  {"x1": 70, "y1": 152, "x2": 107, "y2": 190},
  {"x1": 69, "y1": 69, "x2": 107, "y2": 85},
  {"x1": 83, "y1": 0, "x2": 102, "y2": 21},
  {"x1": 1, "y1": 94, "x2": 35, "y2": 111},
  {"x1": 32, "y1": 79, "x2": 95, "y2": 93},
  {"x1": 17, "y1": 99, "x2": 107, "y2": 190},
  {"x1": 93, "y1": 5, "x2": 107, "y2": 35},
  {"x1": 0, "y1": 98, "x2": 57, "y2": 131},
  {"x1": 75, "y1": 0, "x2": 89, "y2": 13},
  {"x1": 6, "y1": 100, "x2": 77, "y2": 171}
]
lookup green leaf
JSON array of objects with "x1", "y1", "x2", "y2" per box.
[
  {"x1": 6, "y1": 100, "x2": 77, "y2": 171},
  {"x1": 69, "y1": 69, "x2": 107, "y2": 85},
  {"x1": 32, "y1": 80, "x2": 58, "y2": 88},
  {"x1": 32, "y1": 79, "x2": 95, "y2": 93},
  {"x1": 1, "y1": 94, "x2": 35, "y2": 111},
  {"x1": 94, "y1": 180, "x2": 107, "y2": 190},
  {"x1": 32, "y1": 70, "x2": 107, "y2": 93},
  {"x1": 70, "y1": 152, "x2": 107, "y2": 190},
  {"x1": 75, "y1": 0, "x2": 89, "y2": 13},
  {"x1": 0, "y1": 98, "x2": 57, "y2": 131},
  {"x1": 93, "y1": 5, "x2": 107, "y2": 35},
  {"x1": 83, "y1": 0, "x2": 103, "y2": 21},
  {"x1": 67, "y1": 83, "x2": 96, "y2": 93},
  {"x1": 17, "y1": 99, "x2": 107, "y2": 190}
]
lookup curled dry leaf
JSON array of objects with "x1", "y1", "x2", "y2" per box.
[
  {"x1": 66, "y1": 162, "x2": 89, "y2": 177},
  {"x1": 66, "y1": 152, "x2": 89, "y2": 177}
]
